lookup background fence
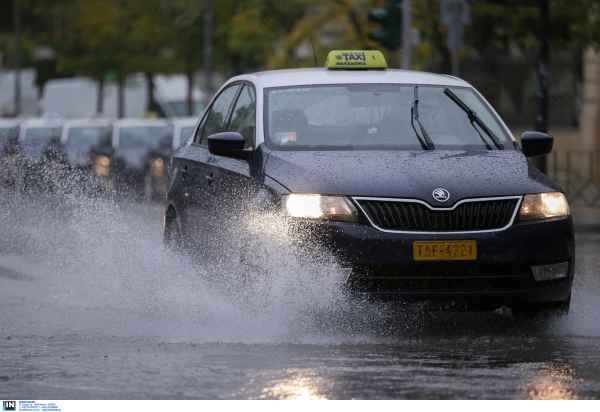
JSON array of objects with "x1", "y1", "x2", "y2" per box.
[{"x1": 551, "y1": 151, "x2": 600, "y2": 207}]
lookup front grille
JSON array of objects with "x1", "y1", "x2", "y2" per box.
[
  {"x1": 348, "y1": 262, "x2": 567, "y2": 292},
  {"x1": 355, "y1": 197, "x2": 520, "y2": 232}
]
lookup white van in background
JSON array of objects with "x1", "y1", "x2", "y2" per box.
[
  {"x1": 0, "y1": 69, "x2": 41, "y2": 117},
  {"x1": 41, "y1": 74, "x2": 207, "y2": 119}
]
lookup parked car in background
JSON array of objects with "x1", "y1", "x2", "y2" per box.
[
  {"x1": 18, "y1": 116, "x2": 64, "y2": 190},
  {"x1": 142, "y1": 117, "x2": 197, "y2": 199},
  {"x1": 61, "y1": 117, "x2": 114, "y2": 172},
  {"x1": 0, "y1": 118, "x2": 22, "y2": 186},
  {"x1": 95, "y1": 118, "x2": 170, "y2": 191}
]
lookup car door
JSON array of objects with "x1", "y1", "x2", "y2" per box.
[
  {"x1": 177, "y1": 83, "x2": 242, "y2": 250},
  {"x1": 209, "y1": 83, "x2": 261, "y2": 225}
]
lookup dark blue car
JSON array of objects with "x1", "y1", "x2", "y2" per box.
[{"x1": 164, "y1": 51, "x2": 574, "y2": 319}]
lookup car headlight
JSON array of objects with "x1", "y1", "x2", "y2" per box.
[
  {"x1": 282, "y1": 194, "x2": 358, "y2": 222},
  {"x1": 519, "y1": 192, "x2": 570, "y2": 221}
]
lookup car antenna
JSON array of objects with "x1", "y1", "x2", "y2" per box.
[{"x1": 311, "y1": 36, "x2": 318, "y2": 67}]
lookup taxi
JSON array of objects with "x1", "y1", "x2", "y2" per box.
[{"x1": 164, "y1": 51, "x2": 574, "y2": 319}]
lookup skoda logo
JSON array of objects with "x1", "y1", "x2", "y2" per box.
[{"x1": 432, "y1": 188, "x2": 450, "y2": 202}]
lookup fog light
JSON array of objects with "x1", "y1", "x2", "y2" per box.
[{"x1": 531, "y1": 262, "x2": 568, "y2": 281}]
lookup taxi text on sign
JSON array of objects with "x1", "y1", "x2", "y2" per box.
[{"x1": 325, "y1": 51, "x2": 388, "y2": 69}]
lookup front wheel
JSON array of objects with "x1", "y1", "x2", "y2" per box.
[{"x1": 511, "y1": 293, "x2": 571, "y2": 320}]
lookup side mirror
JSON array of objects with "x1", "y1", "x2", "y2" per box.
[
  {"x1": 521, "y1": 131, "x2": 553, "y2": 157},
  {"x1": 207, "y1": 132, "x2": 253, "y2": 161}
]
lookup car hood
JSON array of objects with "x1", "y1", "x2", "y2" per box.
[{"x1": 264, "y1": 150, "x2": 560, "y2": 207}]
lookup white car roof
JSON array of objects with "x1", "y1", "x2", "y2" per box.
[
  {"x1": 63, "y1": 118, "x2": 115, "y2": 128},
  {"x1": 0, "y1": 118, "x2": 22, "y2": 128},
  {"x1": 115, "y1": 118, "x2": 169, "y2": 128},
  {"x1": 20, "y1": 117, "x2": 63, "y2": 128},
  {"x1": 227, "y1": 68, "x2": 471, "y2": 89}
]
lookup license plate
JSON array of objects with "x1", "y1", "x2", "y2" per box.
[{"x1": 413, "y1": 241, "x2": 477, "y2": 261}]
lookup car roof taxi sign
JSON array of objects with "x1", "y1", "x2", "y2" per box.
[{"x1": 325, "y1": 50, "x2": 387, "y2": 69}]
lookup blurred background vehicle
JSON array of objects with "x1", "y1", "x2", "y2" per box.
[
  {"x1": 101, "y1": 118, "x2": 170, "y2": 192},
  {"x1": 0, "y1": 117, "x2": 22, "y2": 186},
  {"x1": 61, "y1": 117, "x2": 114, "y2": 173},
  {"x1": 17, "y1": 115, "x2": 64, "y2": 190},
  {"x1": 142, "y1": 117, "x2": 197, "y2": 200}
]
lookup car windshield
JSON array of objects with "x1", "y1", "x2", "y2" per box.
[
  {"x1": 66, "y1": 126, "x2": 112, "y2": 146},
  {"x1": 119, "y1": 126, "x2": 164, "y2": 148},
  {"x1": 23, "y1": 127, "x2": 62, "y2": 144},
  {"x1": 0, "y1": 127, "x2": 18, "y2": 141},
  {"x1": 264, "y1": 84, "x2": 513, "y2": 151}
]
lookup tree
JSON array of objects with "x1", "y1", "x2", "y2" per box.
[{"x1": 412, "y1": 0, "x2": 600, "y2": 74}]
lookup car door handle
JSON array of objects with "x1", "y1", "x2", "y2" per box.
[{"x1": 206, "y1": 172, "x2": 214, "y2": 184}]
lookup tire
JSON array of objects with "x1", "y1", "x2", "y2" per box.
[{"x1": 511, "y1": 293, "x2": 571, "y2": 320}]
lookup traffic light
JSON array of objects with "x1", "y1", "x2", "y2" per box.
[{"x1": 369, "y1": 0, "x2": 402, "y2": 50}]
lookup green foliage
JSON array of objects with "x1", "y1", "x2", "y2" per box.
[
  {"x1": 412, "y1": 0, "x2": 600, "y2": 73},
  {"x1": 1, "y1": 0, "x2": 600, "y2": 83}
]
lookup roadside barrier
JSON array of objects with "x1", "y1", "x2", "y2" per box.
[{"x1": 553, "y1": 151, "x2": 600, "y2": 207}]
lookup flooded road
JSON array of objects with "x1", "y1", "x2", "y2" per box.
[{"x1": 1, "y1": 191, "x2": 599, "y2": 399}]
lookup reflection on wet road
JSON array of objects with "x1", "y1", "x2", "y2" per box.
[{"x1": 0, "y1": 191, "x2": 599, "y2": 399}]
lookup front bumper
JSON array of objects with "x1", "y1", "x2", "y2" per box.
[{"x1": 299, "y1": 216, "x2": 574, "y2": 304}]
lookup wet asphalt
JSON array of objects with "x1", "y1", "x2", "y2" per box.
[{"x1": 0, "y1": 191, "x2": 599, "y2": 399}]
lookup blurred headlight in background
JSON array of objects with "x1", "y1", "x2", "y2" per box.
[
  {"x1": 94, "y1": 155, "x2": 110, "y2": 175},
  {"x1": 519, "y1": 192, "x2": 570, "y2": 220},
  {"x1": 283, "y1": 194, "x2": 358, "y2": 222},
  {"x1": 151, "y1": 158, "x2": 165, "y2": 178}
]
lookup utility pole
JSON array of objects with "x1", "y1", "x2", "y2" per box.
[
  {"x1": 13, "y1": 0, "x2": 21, "y2": 117},
  {"x1": 204, "y1": 0, "x2": 213, "y2": 97},
  {"x1": 402, "y1": 0, "x2": 411, "y2": 70},
  {"x1": 441, "y1": 0, "x2": 470, "y2": 77}
]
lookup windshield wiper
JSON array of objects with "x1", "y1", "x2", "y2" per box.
[
  {"x1": 443, "y1": 88, "x2": 504, "y2": 150},
  {"x1": 411, "y1": 86, "x2": 435, "y2": 150}
]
